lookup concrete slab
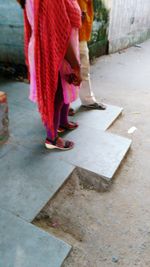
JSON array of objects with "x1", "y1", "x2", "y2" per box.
[
  {"x1": 73, "y1": 104, "x2": 123, "y2": 131},
  {"x1": 0, "y1": 146, "x2": 74, "y2": 222},
  {"x1": 6, "y1": 88, "x2": 123, "y2": 134},
  {"x1": 0, "y1": 208, "x2": 71, "y2": 267},
  {"x1": 9, "y1": 117, "x2": 131, "y2": 184},
  {"x1": 55, "y1": 125, "x2": 131, "y2": 181},
  {"x1": 9, "y1": 105, "x2": 44, "y2": 148},
  {"x1": 8, "y1": 103, "x2": 38, "y2": 131},
  {"x1": 0, "y1": 79, "x2": 36, "y2": 110},
  {"x1": 1, "y1": 79, "x2": 131, "y2": 191},
  {"x1": 0, "y1": 142, "x2": 14, "y2": 158},
  {"x1": 71, "y1": 98, "x2": 123, "y2": 131},
  {"x1": 0, "y1": 80, "x2": 28, "y2": 100},
  {"x1": 3, "y1": 83, "x2": 131, "y2": 185}
]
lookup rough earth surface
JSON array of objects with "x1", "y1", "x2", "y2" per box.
[{"x1": 34, "y1": 40, "x2": 150, "y2": 267}]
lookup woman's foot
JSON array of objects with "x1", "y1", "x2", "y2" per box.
[
  {"x1": 82, "y1": 102, "x2": 106, "y2": 110},
  {"x1": 45, "y1": 136, "x2": 74, "y2": 150},
  {"x1": 58, "y1": 121, "x2": 78, "y2": 133}
]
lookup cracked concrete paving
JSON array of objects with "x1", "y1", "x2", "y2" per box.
[{"x1": 35, "y1": 39, "x2": 150, "y2": 267}]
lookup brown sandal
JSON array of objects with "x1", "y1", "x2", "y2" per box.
[
  {"x1": 45, "y1": 137, "x2": 74, "y2": 150},
  {"x1": 82, "y1": 103, "x2": 106, "y2": 110},
  {"x1": 58, "y1": 121, "x2": 78, "y2": 133}
]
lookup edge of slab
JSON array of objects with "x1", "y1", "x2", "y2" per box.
[
  {"x1": 105, "y1": 106, "x2": 123, "y2": 130},
  {"x1": 0, "y1": 207, "x2": 72, "y2": 267},
  {"x1": 74, "y1": 136, "x2": 132, "y2": 192},
  {"x1": 70, "y1": 99, "x2": 123, "y2": 131}
]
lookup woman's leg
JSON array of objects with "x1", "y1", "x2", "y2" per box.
[
  {"x1": 59, "y1": 103, "x2": 69, "y2": 126},
  {"x1": 59, "y1": 103, "x2": 78, "y2": 132},
  {"x1": 45, "y1": 76, "x2": 74, "y2": 150},
  {"x1": 46, "y1": 75, "x2": 64, "y2": 140},
  {"x1": 79, "y1": 41, "x2": 106, "y2": 110}
]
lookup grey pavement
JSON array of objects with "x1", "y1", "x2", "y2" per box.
[
  {"x1": 0, "y1": 208, "x2": 71, "y2": 267},
  {"x1": 0, "y1": 77, "x2": 131, "y2": 266}
]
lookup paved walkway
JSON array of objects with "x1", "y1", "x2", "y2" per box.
[{"x1": 0, "y1": 44, "x2": 133, "y2": 266}]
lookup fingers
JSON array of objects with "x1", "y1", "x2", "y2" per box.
[{"x1": 64, "y1": 73, "x2": 82, "y2": 86}]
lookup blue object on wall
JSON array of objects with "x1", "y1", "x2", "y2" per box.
[
  {"x1": 0, "y1": 0, "x2": 24, "y2": 63},
  {"x1": 0, "y1": 0, "x2": 108, "y2": 64}
]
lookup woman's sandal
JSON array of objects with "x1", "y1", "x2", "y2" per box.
[
  {"x1": 45, "y1": 136, "x2": 74, "y2": 150},
  {"x1": 82, "y1": 102, "x2": 106, "y2": 110},
  {"x1": 58, "y1": 121, "x2": 78, "y2": 133}
]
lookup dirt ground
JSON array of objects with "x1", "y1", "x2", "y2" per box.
[{"x1": 34, "y1": 40, "x2": 150, "y2": 267}]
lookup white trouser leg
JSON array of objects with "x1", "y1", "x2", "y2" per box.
[{"x1": 79, "y1": 41, "x2": 96, "y2": 105}]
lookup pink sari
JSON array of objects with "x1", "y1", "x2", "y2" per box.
[
  {"x1": 26, "y1": 0, "x2": 37, "y2": 102},
  {"x1": 60, "y1": 28, "x2": 80, "y2": 104},
  {"x1": 26, "y1": 0, "x2": 80, "y2": 104}
]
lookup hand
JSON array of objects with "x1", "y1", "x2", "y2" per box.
[
  {"x1": 65, "y1": 68, "x2": 82, "y2": 86},
  {"x1": 73, "y1": 70, "x2": 82, "y2": 86},
  {"x1": 72, "y1": 66, "x2": 82, "y2": 86}
]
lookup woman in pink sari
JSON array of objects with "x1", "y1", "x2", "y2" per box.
[{"x1": 17, "y1": 0, "x2": 82, "y2": 150}]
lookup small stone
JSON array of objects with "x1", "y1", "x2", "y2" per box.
[{"x1": 112, "y1": 256, "x2": 119, "y2": 263}]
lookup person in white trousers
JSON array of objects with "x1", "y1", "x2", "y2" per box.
[{"x1": 69, "y1": 0, "x2": 106, "y2": 115}]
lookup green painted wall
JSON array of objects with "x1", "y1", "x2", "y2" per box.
[{"x1": 89, "y1": 0, "x2": 109, "y2": 58}]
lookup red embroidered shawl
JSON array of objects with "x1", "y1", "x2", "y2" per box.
[{"x1": 24, "y1": 0, "x2": 81, "y2": 137}]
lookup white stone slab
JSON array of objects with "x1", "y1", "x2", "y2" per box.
[
  {"x1": 1, "y1": 80, "x2": 131, "y2": 192},
  {"x1": 0, "y1": 208, "x2": 71, "y2": 267},
  {"x1": 56, "y1": 125, "x2": 131, "y2": 180},
  {"x1": 0, "y1": 146, "x2": 74, "y2": 222},
  {"x1": 71, "y1": 99, "x2": 123, "y2": 131},
  {"x1": 74, "y1": 104, "x2": 123, "y2": 131}
]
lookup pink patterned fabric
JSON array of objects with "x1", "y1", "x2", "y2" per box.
[
  {"x1": 26, "y1": 0, "x2": 80, "y2": 105},
  {"x1": 26, "y1": 0, "x2": 37, "y2": 102},
  {"x1": 60, "y1": 28, "x2": 80, "y2": 104}
]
